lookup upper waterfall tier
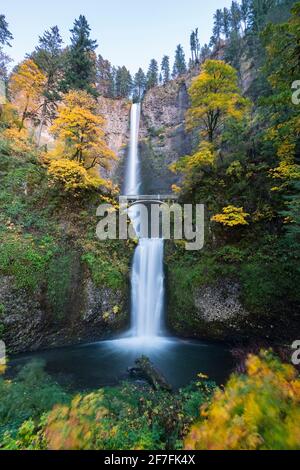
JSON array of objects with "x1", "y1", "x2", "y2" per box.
[{"x1": 124, "y1": 103, "x2": 141, "y2": 196}]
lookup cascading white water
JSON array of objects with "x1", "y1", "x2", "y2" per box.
[
  {"x1": 131, "y1": 239, "x2": 164, "y2": 338},
  {"x1": 125, "y1": 103, "x2": 165, "y2": 340},
  {"x1": 125, "y1": 103, "x2": 141, "y2": 196}
]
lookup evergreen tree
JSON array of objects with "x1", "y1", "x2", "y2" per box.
[
  {"x1": 248, "y1": 0, "x2": 277, "y2": 34},
  {"x1": 31, "y1": 26, "x2": 64, "y2": 143},
  {"x1": 133, "y1": 68, "x2": 146, "y2": 101},
  {"x1": 96, "y1": 54, "x2": 114, "y2": 97},
  {"x1": 200, "y1": 44, "x2": 211, "y2": 62},
  {"x1": 109, "y1": 66, "x2": 117, "y2": 98},
  {"x1": 240, "y1": 0, "x2": 252, "y2": 33},
  {"x1": 63, "y1": 15, "x2": 98, "y2": 96},
  {"x1": 0, "y1": 14, "x2": 13, "y2": 46},
  {"x1": 172, "y1": 45, "x2": 187, "y2": 78},
  {"x1": 146, "y1": 59, "x2": 159, "y2": 90},
  {"x1": 161, "y1": 55, "x2": 170, "y2": 84},
  {"x1": 211, "y1": 9, "x2": 223, "y2": 47},
  {"x1": 115, "y1": 66, "x2": 132, "y2": 98},
  {"x1": 230, "y1": 1, "x2": 242, "y2": 34},
  {"x1": 190, "y1": 28, "x2": 200, "y2": 64},
  {"x1": 222, "y1": 8, "x2": 231, "y2": 39},
  {"x1": 0, "y1": 14, "x2": 13, "y2": 81}
]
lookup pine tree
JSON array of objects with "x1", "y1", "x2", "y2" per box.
[
  {"x1": 190, "y1": 28, "x2": 200, "y2": 65},
  {"x1": 63, "y1": 15, "x2": 98, "y2": 96},
  {"x1": 200, "y1": 44, "x2": 211, "y2": 62},
  {"x1": 96, "y1": 55, "x2": 114, "y2": 97},
  {"x1": 31, "y1": 26, "x2": 64, "y2": 144},
  {"x1": 230, "y1": 1, "x2": 242, "y2": 34},
  {"x1": 161, "y1": 55, "x2": 170, "y2": 84},
  {"x1": 0, "y1": 14, "x2": 13, "y2": 46},
  {"x1": 108, "y1": 66, "x2": 117, "y2": 98},
  {"x1": 240, "y1": 0, "x2": 252, "y2": 33},
  {"x1": 222, "y1": 8, "x2": 231, "y2": 39},
  {"x1": 133, "y1": 68, "x2": 146, "y2": 101},
  {"x1": 172, "y1": 45, "x2": 187, "y2": 78},
  {"x1": 211, "y1": 9, "x2": 223, "y2": 47},
  {"x1": 115, "y1": 66, "x2": 132, "y2": 98},
  {"x1": 146, "y1": 59, "x2": 159, "y2": 90},
  {"x1": 0, "y1": 14, "x2": 13, "y2": 80}
]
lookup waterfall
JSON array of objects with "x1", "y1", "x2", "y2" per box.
[
  {"x1": 126, "y1": 103, "x2": 165, "y2": 340},
  {"x1": 125, "y1": 103, "x2": 141, "y2": 196}
]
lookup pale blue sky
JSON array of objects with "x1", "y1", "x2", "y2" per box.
[{"x1": 2, "y1": 0, "x2": 232, "y2": 74}]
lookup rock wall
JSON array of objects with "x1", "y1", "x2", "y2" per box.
[
  {"x1": 139, "y1": 79, "x2": 192, "y2": 193},
  {"x1": 96, "y1": 97, "x2": 130, "y2": 183},
  {"x1": 0, "y1": 260, "x2": 129, "y2": 354}
]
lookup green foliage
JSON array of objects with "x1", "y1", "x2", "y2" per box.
[
  {"x1": 62, "y1": 15, "x2": 98, "y2": 96},
  {"x1": 0, "y1": 361, "x2": 70, "y2": 442},
  {"x1": 115, "y1": 66, "x2": 132, "y2": 98},
  {"x1": 146, "y1": 59, "x2": 159, "y2": 90},
  {"x1": 44, "y1": 380, "x2": 215, "y2": 450},
  {"x1": 161, "y1": 56, "x2": 170, "y2": 84},
  {"x1": 82, "y1": 242, "x2": 129, "y2": 290},
  {"x1": 0, "y1": 233, "x2": 55, "y2": 291},
  {"x1": 172, "y1": 44, "x2": 187, "y2": 78},
  {"x1": 46, "y1": 252, "x2": 75, "y2": 319}
]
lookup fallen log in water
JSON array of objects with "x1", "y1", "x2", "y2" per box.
[{"x1": 128, "y1": 356, "x2": 172, "y2": 392}]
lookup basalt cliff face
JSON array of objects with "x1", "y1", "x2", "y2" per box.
[
  {"x1": 138, "y1": 79, "x2": 192, "y2": 193},
  {"x1": 96, "y1": 97, "x2": 130, "y2": 182},
  {"x1": 102, "y1": 79, "x2": 193, "y2": 193}
]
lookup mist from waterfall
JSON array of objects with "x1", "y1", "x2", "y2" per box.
[{"x1": 125, "y1": 103, "x2": 165, "y2": 342}]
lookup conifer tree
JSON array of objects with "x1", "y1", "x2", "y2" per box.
[
  {"x1": 190, "y1": 28, "x2": 200, "y2": 64},
  {"x1": 200, "y1": 44, "x2": 211, "y2": 62},
  {"x1": 211, "y1": 9, "x2": 223, "y2": 47},
  {"x1": 146, "y1": 59, "x2": 159, "y2": 90},
  {"x1": 63, "y1": 15, "x2": 98, "y2": 96},
  {"x1": 96, "y1": 55, "x2": 114, "y2": 97},
  {"x1": 161, "y1": 55, "x2": 170, "y2": 84},
  {"x1": 240, "y1": 0, "x2": 252, "y2": 33},
  {"x1": 0, "y1": 14, "x2": 13, "y2": 80},
  {"x1": 31, "y1": 26, "x2": 64, "y2": 144},
  {"x1": 115, "y1": 66, "x2": 132, "y2": 98},
  {"x1": 172, "y1": 45, "x2": 187, "y2": 78},
  {"x1": 133, "y1": 68, "x2": 146, "y2": 101},
  {"x1": 230, "y1": 1, "x2": 242, "y2": 34},
  {"x1": 222, "y1": 8, "x2": 231, "y2": 39},
  {"x1": 0, "y1": 14, "x2": 13, "y2": 46}
]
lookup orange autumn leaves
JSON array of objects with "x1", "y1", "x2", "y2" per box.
[
  {"x1": 48, "y1": 90, "x2": 116, "y2": 193},
  {"x1": 185, "y1": 351, "x2": 300, "y2": 450},
  {"x1": 5, "y1": 59, "x2": 116, "y2": 194}
]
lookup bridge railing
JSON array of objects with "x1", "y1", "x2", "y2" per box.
[{"x1": 121, "y1": 194, "x2": 179, "y2": 202}]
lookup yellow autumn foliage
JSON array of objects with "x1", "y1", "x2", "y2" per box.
[
  {"x1": 171, "y1": 141, "x2": 216, "y2": 177},
  {"x1": 185, "y1": 351, "x2": 300, "y2": 450},
  {"x1": 211, "y1": 205, "x2": 250, "y2": 227},
  {"x1": 48, "y1": 159, "x2": 106, "y2": 193},
  {"x1": 2, "y1": 127, "x2": 34, "y2": 154},
  {"x1": 10, "y1": 59, "x2": 46, "y2": 129},
  {"x1": 187, "y1": 60, "x2": 250, "y2": 142},
  {"x1": 50, "y1": 90, "x2": 116, "y2": 172},
  {"x1": 271, "y1": 160, "x2": 300, "y2": 181}
]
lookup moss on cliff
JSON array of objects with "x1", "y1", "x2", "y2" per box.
[
  {"x1": 0, "y1": 146, "x2": 132, "y2": 352},
  {"x1": 166, "y1": 237, "x2": 300, "y2": 344}
]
